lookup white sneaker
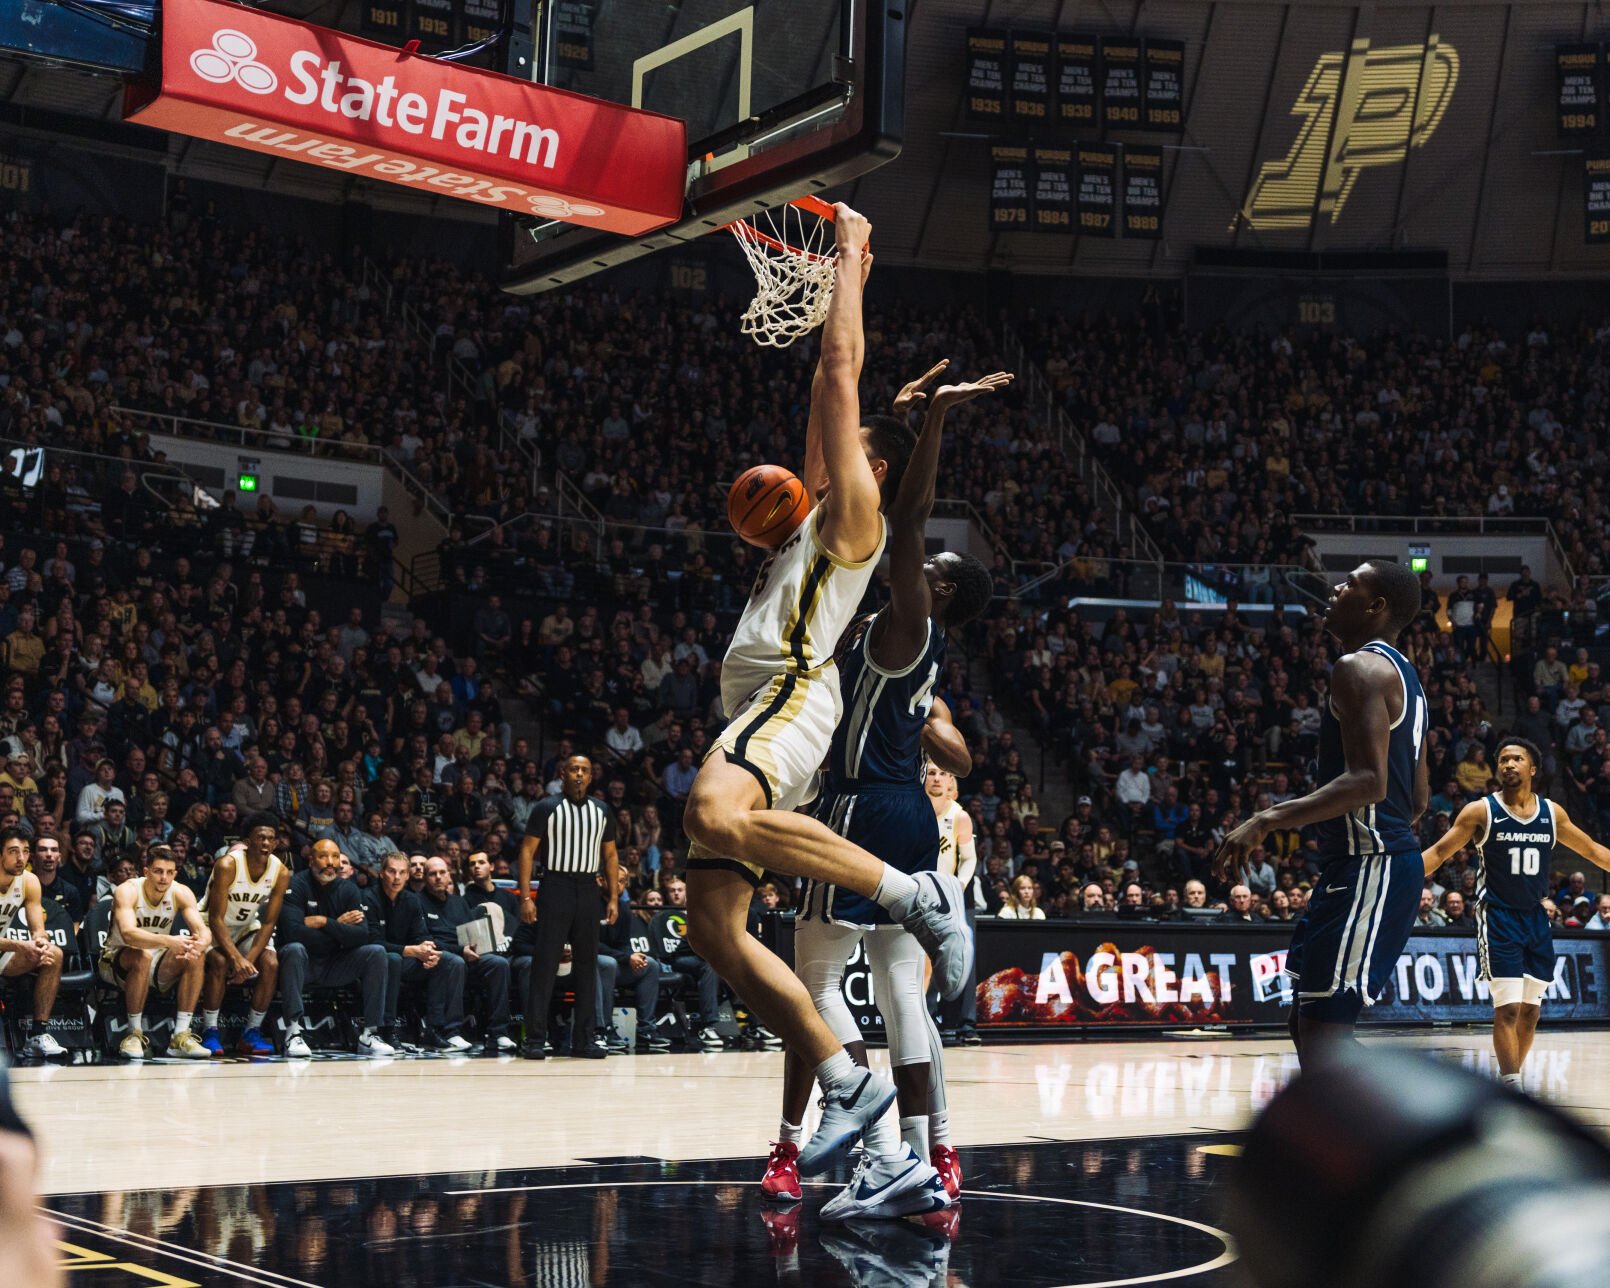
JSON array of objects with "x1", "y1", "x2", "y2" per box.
[
  {"x1": 698, "y1": 1026, "x2": 725, "y2": 1049},
  {"x1": 118, "y1": 1032, "x2": 150, "y2": 1061},
  {"x1": 896, "y1": 871, "x2": 972, "y2": 1001},
  {"x1": 26, "y1": 1032, "x2": 66, "y2": 1059},
  {"x1": 798, "y1": 1069, "x2": 898, "y2": 1175},
  {"x1": 494, "y1": 1034, "x2": 518, "y2": 1052},
  {"x1": 358, "y1": 1030, "x2": 396, "y2": 1057},
  {"x1": 820, "y1": 1146, "x2": 950, "y2": 1223},
  {"x1": 284, "y1": 1034, "x2": 312, "y2": 1058},
  {"x1": 441, "y1": 1032, "x2": 473, "y2": 1052}
]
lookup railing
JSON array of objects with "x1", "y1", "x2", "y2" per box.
[
  {"x1": 931, "y1": 497, "x2": 1008, "y2": 555},
  {"x1": 1001, "y1": 324, "x2": 1165, "y2": 570},
  {"x1": 1, "y1": 436, "x2": 202, "y2": 514},
  {"x1": 112, "y1": 405, "x2": 455, "y2": 529},
  {"x1": 995, "y1": 555, "x2": 1328, "y2": 609}
]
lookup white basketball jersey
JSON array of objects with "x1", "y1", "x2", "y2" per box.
[
  {"x1": 0, "y1": 872, "x2": 26, "y2": 927},
  {"x1": 934, "y1": 800, "x2": 966, "y2": 877},
  {"x1": 104, "y1": 878, "x2": 177, "y2": 954},
  {"x1": 203, "y1": 851, "x2": 283, "y2": 942},
  {"x1": 721, "y1": 505, "x2": 887, "y2": 716}
]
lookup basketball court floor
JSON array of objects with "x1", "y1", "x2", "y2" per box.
[{"x1": 16, "y1": 1027, "x2": 1610, "y2": 1287}]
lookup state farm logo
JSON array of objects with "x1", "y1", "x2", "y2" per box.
[
  {"x1": 191, "y1": 30, "x2": 278, "y2": 96},
  {"x1": 527, "y1": 195, "x2": 603, "y2": 219}
]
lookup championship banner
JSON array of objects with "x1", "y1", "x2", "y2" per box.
[
  {"x1": 966, "y1": 28, "x2": 1009, "y2": 120},
  {"x1": 1101, "y1": 38, "x2": 1142, "y2": 127},
  {"x1": 766, "y1": 920, "x2": 1610, "y2": 1036},
  {"x1": 1585, "y1": 155, "x2": 1610, "y2": 244},
  {"x1": 1009, "y1": 30, "x2": 1053, "y2": 124},
  {"x1": 123, "y1": 0, "x2": 686, "y2": 234},
  {"x1": 408, "y1": 0, "x2": 456, "y2": 46},
  {"x1": 358, "y1": 0, "x2": 405, "y2": 41},
  {"x1": 989, "y1": 145, "x2": 1031, "y2": 232},
  {"x1": 1076, "y1": 143, "x2": 1117, "y2": 236},
  {"x1": 1557, "y1": 43, "x2": 1601, "y2": 138},
  {"x1": 1143, "y1": 38, "x2": 1185, "y2": 131},
  {"x1": 1032, "y1": 147, "x2": 1073, "y2": 233},
  {"x1": 461, "y1": 0, "x2": 502, "y2": 47},
  {"x1": 550, "y1": 0, "x2": 598, "y2": 70},
  {"x1": 1123, "y1": 143, "x2": 1164, "y2": 239},
  {"x1": 1056, "y1": 35, "x2": 1099, "y2": 126}
]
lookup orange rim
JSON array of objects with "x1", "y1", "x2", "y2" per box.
[{"x1": 727, "y1": 196, "x2": 838, "y2": 261}]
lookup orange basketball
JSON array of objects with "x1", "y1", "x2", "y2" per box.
[{"x1": 728, "y1": 464, "x2": 807, "y2": 548}]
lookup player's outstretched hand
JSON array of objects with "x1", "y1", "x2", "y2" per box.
[
  {"x1": 930, "y1": 371, "x2": 1015, "y2": 413},
  {"x1": 833, "y1": 203, "x2": 871, "y2": 253},
  {"x1": 894, "y1": 360, "x2": 949, "y2": 418},
  {"x1": 1212, "y1": 813, "x2": 1268, "y2": 886}
]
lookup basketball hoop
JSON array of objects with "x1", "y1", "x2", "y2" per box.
[{"x1": 727, "y1": 196, "x2": 839, "y2": 348}]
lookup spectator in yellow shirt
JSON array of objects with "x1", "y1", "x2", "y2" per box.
[{"x1": 1455, "y1": 744, "x2": 1493, "y2": 796}]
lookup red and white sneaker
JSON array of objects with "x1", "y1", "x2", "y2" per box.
[
  {"x1": 931, "y1": 1144, "x2": 962, "y2": 1201},
  {"x1": 760, "y1": 1140, "x2": 803, "y2": 1203}
]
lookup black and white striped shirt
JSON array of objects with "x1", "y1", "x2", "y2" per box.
[{"x1": 529, "y1": 795, "x2": 616, "y2": 876}]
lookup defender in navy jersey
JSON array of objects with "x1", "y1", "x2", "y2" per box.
[
  {"x1": 1216, "y1": 559, "x2": 1429, "y2": 1065},
  {"x1": 1422, "y1": 736, "x2": 1610, "y2": 1087},
  {"x1": 762, "y1": 360, "x2": 1003, "y2": 1221}
]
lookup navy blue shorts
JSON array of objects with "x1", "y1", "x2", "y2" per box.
[
  {"x1": 1476, "y1": 902, "x2": 1555, "y2": 983},
  {"x1": 1286, "y1": 851, "x2": 1423, "y2": 1023},
  {"x1": 800, "y1": 784, "x2": 939, "y2": 928}
]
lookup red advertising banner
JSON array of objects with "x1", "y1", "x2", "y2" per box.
[{"x1": 124, "y1": 0, "x2": 686, "y2": 234}]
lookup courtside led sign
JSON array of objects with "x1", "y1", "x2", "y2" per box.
[
  {"x1": 124, "y1": 0, "x2": 686, "y2": 234},
  {"x1": 1239, "y1": 37, "x2": 1458, "y2": 231}
]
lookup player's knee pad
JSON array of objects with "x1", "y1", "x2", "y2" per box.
[
  {"x1": 795, "y1": 922, "x2": 861, "y2": 1047},
  {"x1": 867, "y1": 929, "x2": 931, "y2": 1067}
]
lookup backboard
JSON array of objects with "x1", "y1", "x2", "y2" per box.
[{"x1": 499, "y1": 0, "x2": 905, "y2": 294}]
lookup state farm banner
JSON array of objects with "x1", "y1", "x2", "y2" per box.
[{"x1": 124, "y1": 0, "x2": 685, "y2": 234}]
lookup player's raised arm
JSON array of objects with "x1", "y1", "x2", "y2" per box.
[
  {"x1": 1214, "y1": 651, "x2": 1396, "y2": 882},
  {"x1": 921, "y1": 696, "x2": 972, "y2": 777},
  {"x1": 874, "y1": 368, "x2": 1014, "y2": 668},
  {"x1": 1422, "y1": 799, "x2": 1486, "y2": 876},
  {"x1": 812, "y1": 204, "x2": 882, "y2": 565},
  {"x1": 1552, "y1": 804, "x2": 1610, "y2": 873}
]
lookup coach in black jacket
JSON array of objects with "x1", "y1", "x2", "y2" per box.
[
  {"x1": 361, "y1": 851, "x2": 468, "y2": 1050},
  {"x1": 278, "y1": 839, "x2": 393, "y2": 1056},
  {"x1": 420, "y1": 856, "x2": 514, "y2": 1052}
]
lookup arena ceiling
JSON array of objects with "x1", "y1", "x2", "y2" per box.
[{"x1": 3, "y1": 0, "x2": 1608, "y2": 281}]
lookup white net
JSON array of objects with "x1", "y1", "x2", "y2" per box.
[{"x1": 729, "y1": 200, "x2": 838, "y2": 348}]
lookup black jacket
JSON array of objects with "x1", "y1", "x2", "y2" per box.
[
  {"x1": 419, "y1": 887, "x2": 488, "y2": 956},
  {"x1": 279, "y1": 869, "x2": 370, "y2": 959},
  {"x1": 599, "y1": 891, "x2": 635, "y2": 965}
]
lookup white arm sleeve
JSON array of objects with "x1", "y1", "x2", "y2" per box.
[{"x1": 955, "y1": 838, "x2": 978, "y2": 891}]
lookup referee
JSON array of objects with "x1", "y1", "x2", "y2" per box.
[{"x1": 518, "y1": 755, "x2": 619, "y2": 1060}]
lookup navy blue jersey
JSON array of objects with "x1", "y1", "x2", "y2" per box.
[
  {"x1": 1308, "y1": 641, "x2": 1428, "y2": 857},
  {"x1": 825, "y1": 613, "x2": 945, "y2": 789},
  {"x1": 1476, "y1": 793, "x2": 1556, "y2": 910}
]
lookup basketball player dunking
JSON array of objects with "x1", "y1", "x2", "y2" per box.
[
  {"x1": 1421, "y1": 736, "x2": 1610, "y2": 1088},
  {"x1": 761, "y1": 362, "x2": 1003, "y2": 1219},
  {"x1": 682, "y1": 204, "x2": 972, "y2": 1176},
  {"x1": 1215, "y1": 560, "x2": 1428, "y2": 1066}
]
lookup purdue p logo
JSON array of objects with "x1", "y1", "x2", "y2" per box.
[{"x1": 1239, "y1": 37, "x2": 1459, "y2": 230}]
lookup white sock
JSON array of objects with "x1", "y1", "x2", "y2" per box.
[
  {"x1": 284, "y1": 1020, "x2": 301, "y2": 1038},
  {"x1": 930, "y1": 1109, "x2": 951, "y2": 1147},
  {"x1": 900, "y1": 1113, "x2": 930, "y2": 1158},
  {"x1": 873, "y1": 866, "x2": 920, "y2": 914},
  {"x1": 779, "y1": 1119, "x2": 805, "y2": 1146},
  {"x1": 202, "y1": 1009, "x2": 220, "y2": 1030},
  {"x1": 127, "y1": 1012, "x2": 144, "y2": 1035},
  {"x1": 175, "y1": 1012, "x2": 193, "y2": 1033},
  {"x1": 815, "y1": 1050, "x2": 858, "y2": 1094},
  {"x1": 246, "y1": 1009, "x2": 267, "y2": 1031},
  {"x1": 863, "y1": 1102, "x2": 903, "y2": 1159},
  {"x1": 1500, "y1": 1072, "x2": 1522, "y2": 1088}
]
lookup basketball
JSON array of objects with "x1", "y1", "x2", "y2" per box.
[{"x1": 728, "y1": 464, "x2": 807, "y2": 548}]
